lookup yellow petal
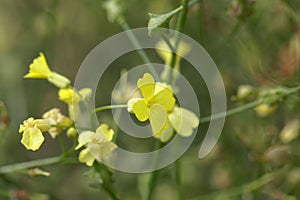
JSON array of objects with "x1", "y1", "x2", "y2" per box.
[
  {"x1": 21, "y1": 127, "x2": 45, "y2": 151},
  {"x1": 127, "y1": 98, "x2": 142, "y2": 112},
  {"x1": 24, "y1": 53, "x2": 51, "y2": 79},
  {"x1": 96, "y1": 124, "x2": 114, "y2": 141},
  {"x1": 154, "y1": 123, "x2": 174, "y2": 143},
  {"x1": 75, "y1": 131, "x2": 94, "y2": 150},
  {"x1": 132, "y1": 99, "x2": 150, "y2": 122},
  {"x1": 78, "y1": 149, "x2": 95, "y2": 166},
  {"x1": 152, "y1": 83, "x2": 175, "y2": 111},
  {"x1": 98, "y1": 142, "x2": 117, "y2": 159},
  {"x1": 58, "y1": 88, "x2": 81, "y2": 105},
  {"x1": 149, "y1": 104, "x2": 168, "y2": 135},
  {"x1": 137, "y1": 73, "x2": 155, "y2": 100},
  {"x1": 168, "y1": 107, "x2": 199, "y2": 137},
  {"x1": 79, "y1": 88, "x2": 92, "y2": 102}
]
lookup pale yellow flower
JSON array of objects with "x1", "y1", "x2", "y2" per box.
[
  {"x1": 42, "y1": 108, "x2": 73, "y2": 138},
  {"x1": 127, "y1": 73, "x2": 175, "y2": 136},
  {"x1": 75, "y1": 124, "x2": 117, "y2": 166},
  {"x1": 24, "y1": 52, "x2": 71, "y2": 88},
  {"x1": 19, "y1": 117, "x2": 51, "y2": 151}
]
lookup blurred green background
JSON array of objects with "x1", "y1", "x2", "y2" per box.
[{"x1": 1, "y1": 0, "x2": 300, "y2": 199}]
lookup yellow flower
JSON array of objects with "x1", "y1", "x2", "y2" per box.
[
  {"x1": 42, "y1": 108, "x2": 73, "y2": 138},
  {"x1": 24, "y1": 52, "x2": 71, "y2": 88},
  {"x1": 127, "y1": 73, "x2": 175, "y2": 135},
  {"x1": 19, "y1": 117, "x2": 51, "y2": 151},
  {"x1": 154, "y1": 106, "x2": 199, "y2": 142},
  {"x1": 156, "y1": 39, "x2": 191, "y2": 82},
  {"x1": 255, "y1": 103, "x2": 277, "y2": 117},
  {"x1": 75, "y1": 124, "x2": 117, "y2": 166},
  {"x1": 58, "y1": 88, "x2": 92, "y2": 121}
]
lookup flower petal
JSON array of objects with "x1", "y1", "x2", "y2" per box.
[
  {"x1": 76, "y1": 131, "x2": 94, "y2": 150},
  {"x1": 137, "y1": 73, "x2": 155, "y2": 100},
  {"x1": 21, "y1": 127, "x2": 45, "y2": 151},
  {"x1": 152, "y1": 83, "x2": 175, "y2": 111},
  {"x1": 24, "y1": 53, "x2": 51, "y2": 79},
  {"x1": 154, "y1": 123, "x2": 174, "y2": 143},
  {"x1": 168, "y1": 107, "x2": 199, "y2": 137},
  {"x1": 132, "y1": 99, "x2": 150, "y2": 122},
  {"x1": 98, "y1": 142, "x2": 117, "y2": 159},
  {"x1": 78, "y1": 149, "x2": 95, "y2": 166},
  {"x1": 149, "y1": 104, "x2": 168, "y2": 135},
  {"x1": 96, "y1": 124, "x2": 114, "y2": 141}
]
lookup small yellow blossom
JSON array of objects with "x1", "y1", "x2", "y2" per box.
[
  {"x1": 19, "y1": 117, "x2": 51, "y2": 151},
  {"x1": 58, "y1": 88, "x2": 92, "y2": 121},
  {"x1": 24, "y1": 52, "x2": 71, "y2": 88},
  {"x1": 42, "y1": 108, "x2": 73, "y2": 138},
  {"x1": 75, "y1": 124, "x2": 117, "y2": 166},
  {"x1": 156, "y1": 39, "x2": 191, "y2": 82},
  {"x1": 127, "y1": 73, "x2": 175, "y2": 135},
  {"x1": 255, "y1": 103, "x2": 277, "y2": 117}
]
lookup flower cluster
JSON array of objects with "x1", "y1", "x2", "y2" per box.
[{"x1": 20, "y1": 53, "x2": 116, "y2": 167}]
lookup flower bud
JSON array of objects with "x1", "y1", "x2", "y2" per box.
[
  {"x1": 67, "y1": 127, "x2": 77, "y2": 138},
  {"x1": 48, "y1": 72, "x2": 71, "y2": 89},
  {"x1": 280, "y1": 119, "x2": 300, "y2": 144}
]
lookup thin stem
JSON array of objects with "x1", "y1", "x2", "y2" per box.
[
  {"x1": 119, "y1": 21, "x2": 160, "y2": 80},
  {"x1": 58, "y1": 134, "x2": 67, "y2": 155},
  {"x1": 145, "y1": 141, "x2": 164, "y2": 200},
  {"x1": 190, "y1": 168, "x2": 286, "y2": 200},
  {"x1": 175, "y1": 159, "x2": 184, "y2": 200},
  {"x1": 200, "y1": 100, "x2": 263, "y2": 124},
  {"x1": 94, "y1": 104, "x2": 127, "y2": 113},
  {"x1": 168, "y1": 0, "x2": 190, "y2": 83},
  {"x1": 0, "y1": 156, "x2": 63, "y2": 174}
]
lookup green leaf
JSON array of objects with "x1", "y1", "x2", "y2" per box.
[{"x1": 147, "y1": 6, "x2": 183, "y2": 36}]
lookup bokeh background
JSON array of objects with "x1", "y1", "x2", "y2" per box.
[{"x1": 1, "y1": 0, "x2": 300, "y2": 199}]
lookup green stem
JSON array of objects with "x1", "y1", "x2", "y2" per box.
[
  {"x1": 175, "y1": 159, "x2": 184, "y2": 200},
  {"x1": 168, "y1": 0, "x2": 190, "y2": 84},
  {"x1": 0, "y1": 156, "x2": 63, "y2": 174},
  {"x1": 200, "y1": 85, "x2": 300, "y2": 124},
  {"x1": 200, "y1": 100, "x2": 262, "y2": 124},
  {"x1": 94, "y1": 104, "x2": 127, "y2": 113},
  {"x1": 58, "y1": 134, "x2": 67, "y2": 155},
  {"x1": 190, "y1": 168, "x2": 286, "y2": 200},
  {"x1": 119, "y1": 21, "x2": 160, "y2": 80},
  {"x1": 145, "y1": 141, "x2": 164, "y2": 200}
]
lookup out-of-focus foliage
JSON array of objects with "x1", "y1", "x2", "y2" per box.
[{"x1": 0, "y1": 0, "x2": 300, "y2": 199}]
